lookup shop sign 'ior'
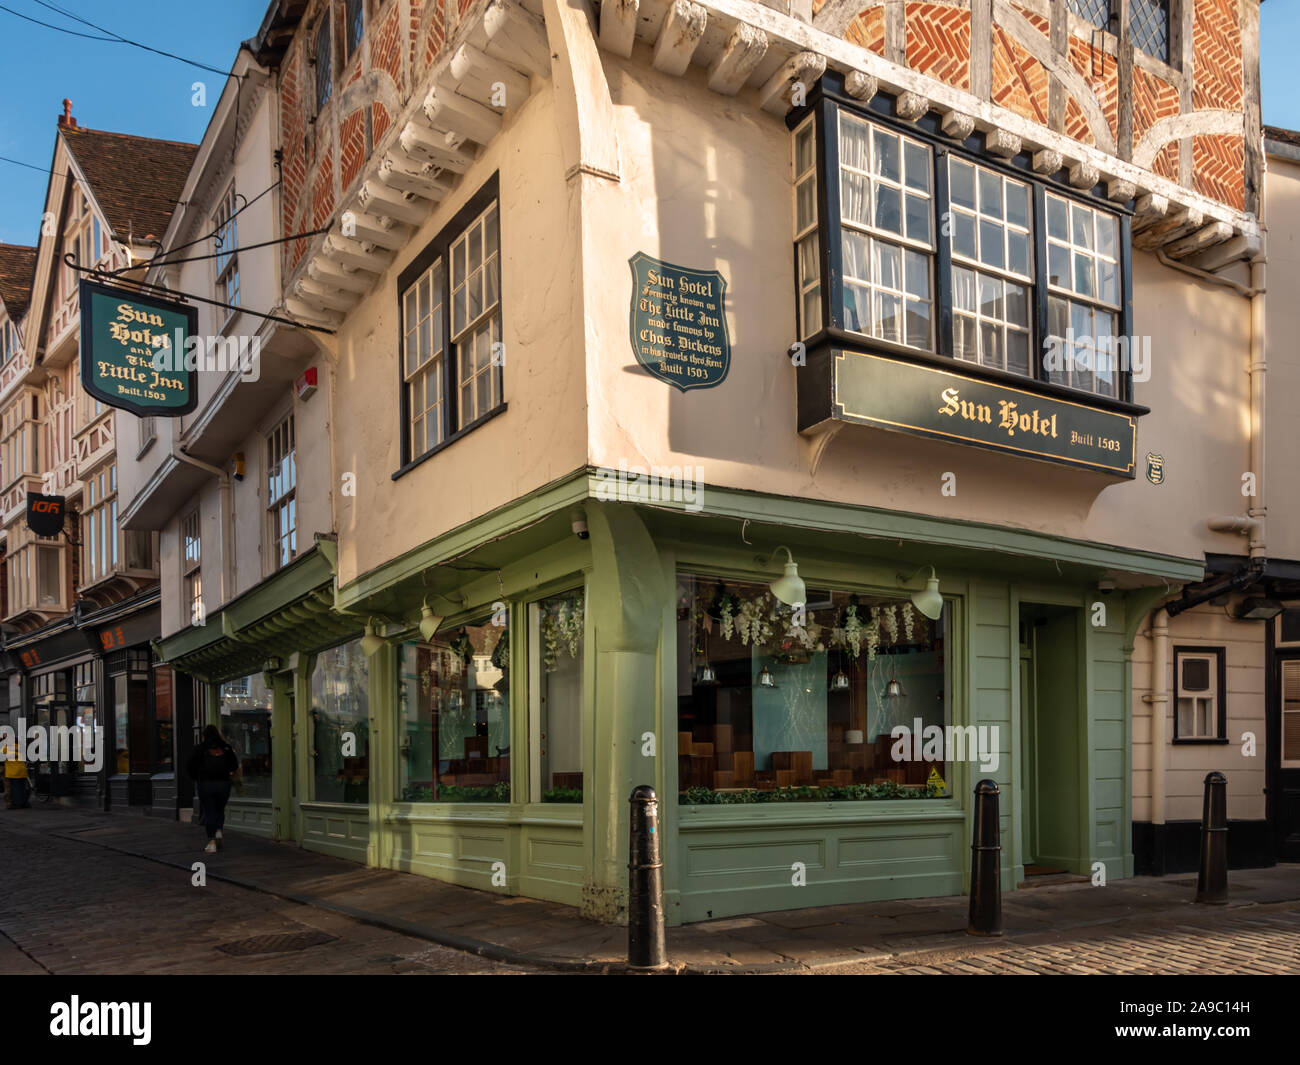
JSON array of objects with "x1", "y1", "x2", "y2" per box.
[
  {"x1": 79, "y1": 280, "x2": 198, "y2": 417},
  {"x1": 629, "y1": 253, "x2": 730, "y2": 391}
]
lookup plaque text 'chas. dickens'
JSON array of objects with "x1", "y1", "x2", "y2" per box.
[{"x1": 637, "y1": 268, "x2": 725, "y2": 382}]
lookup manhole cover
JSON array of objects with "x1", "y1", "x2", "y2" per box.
[{"x1": 216, "y1": 931, "x2": 339, "y2": 956}]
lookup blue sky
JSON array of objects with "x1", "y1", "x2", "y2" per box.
[{"x1": 0, "y1": 1, "x2": 1296, "y2": 246}]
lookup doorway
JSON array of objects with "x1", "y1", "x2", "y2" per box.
[
  {"x1": 1272, "y1": 656, "x2": 1300, "y2": 861},
  {"x1": 1019, "y1": 603, "x2": 1084, "y2": 876}
]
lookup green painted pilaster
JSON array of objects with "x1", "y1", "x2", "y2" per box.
[
  {"x1": 583, "y1": 501, "x2": 671, "y2": 923},
  {"x1": 293, "y1": 654, "x2": 316, "y2": 843},
  {"x1": 369, "y1": 641, "x2": 397, "y2": 870},
  {"x1": 267, "y1": 670, "x2": 294, "y2": 841}
]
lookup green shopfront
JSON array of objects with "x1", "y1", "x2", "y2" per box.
[
  {"x1": 219, "y1": 470, "x2": 1190, "y2": 926},
  {"x1": 154, "y1": 478, "x2": 1198, "y2": 923}
]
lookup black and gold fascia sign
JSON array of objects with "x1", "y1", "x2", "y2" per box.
[
  {"x1": 629, "y1": 252, "x2": 730, "y2": 391},
  {"x1": 833, "y1": 349, "x2": 1137, "y2": 477}
]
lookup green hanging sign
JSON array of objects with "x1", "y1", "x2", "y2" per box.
[
  {"x1": 79, "y1": 280, "x2": 198, "y2": 417},
  {"x1": 629, "y1": 252, "x2": 730, "y2": 391}
]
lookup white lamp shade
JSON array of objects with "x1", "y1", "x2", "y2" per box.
[
  {"x1": 770, "y1": 562, "x2": 806, "y2": 607},
  {"x1": 911, "y1": 576, "x2": 943, "y2": 620},
  {"x1": 419, "y1": 607, "x2": 444, "y2": 642}
]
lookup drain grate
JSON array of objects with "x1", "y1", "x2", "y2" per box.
[{"x1": 216, "y1": 930, "x2": 339, "y2": 956}]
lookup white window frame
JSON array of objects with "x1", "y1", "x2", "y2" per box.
[
  {"x1": 266, "y1": 413, "x2": 297, "y2": 573},
  {"x1": 1174, "y1": 648, "x2": 1224, "y2": 742},
  {"x1": 213, "y1": 184, "x2": 240, "y2": 321},
  {"x1": 450, "y1": 202, "x2": 501, "y2": 429},
  {"x1": 183, "y1": 508, "x2": 203, "y2": 626},
  {"x1": 401, "y1": 258, "x2": 446, "y2": 459}
]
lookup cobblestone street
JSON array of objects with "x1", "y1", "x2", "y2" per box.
[
  {"x1": 0, "y1": 812, "x2": 537, "y2": 975},
  {"x1": 2, "y1": 805, "x2": 1298, "y2": 975}
]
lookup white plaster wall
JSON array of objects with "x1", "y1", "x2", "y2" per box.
[
  {"x1": 327, "y1": 79, "x2": 588, "y2": 590},
  {"x1": 577, "y1": 49, "x2": 1255, "y2": 567},
  {"x1": 1131, "y1": 601, "x2": 1267, "y2": 822}
]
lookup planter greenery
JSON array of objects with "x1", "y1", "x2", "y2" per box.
[
  {"x1": 679, "y1": 780, "x2": 941, "y2": 804},
  {"x1": 436, "y1": 782, "x2": 511, "y2": 802},
  {"x1": 542, "y1": 787, "x2": 583, "y2": 803}
]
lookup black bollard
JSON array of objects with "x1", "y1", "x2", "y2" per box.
[
  {"x1": 967, "y1": 778, "x2": 1003, "y2": 936},
  {"x1": 1195, "y1": 771, "x2": 1229, "y2": 904},
  {"x1": 628, "y1": 784, "x2": 667, "y2": 969}
]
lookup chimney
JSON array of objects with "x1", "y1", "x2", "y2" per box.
[{"x1": 58, "y1": 99, "x2": 76, "y2": 129}]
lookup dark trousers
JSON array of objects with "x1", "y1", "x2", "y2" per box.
[
  {"x1": 6, "y1": 778, "x2": 30, "y2": 808},
  {"x1": 197, "y1": 779, "x2": 232, "y2": 839}
]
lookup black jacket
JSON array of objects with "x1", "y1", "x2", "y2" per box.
[{"x1": 188, "y1": 742, "x2": 239, "y2": 782}]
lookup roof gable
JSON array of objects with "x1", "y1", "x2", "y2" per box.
[
  {"x1": 61, "y1": 126, "x2": 199, "y2": 244},
  {"x1": 0, "y1": 243, "x2": 37, "y2": 320}
]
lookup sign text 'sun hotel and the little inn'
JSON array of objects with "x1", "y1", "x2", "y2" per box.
[{"x1": 79, "y1": 280, "x2": 198, "y2": 417}]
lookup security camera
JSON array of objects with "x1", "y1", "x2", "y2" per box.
[{"x1": 571, "y1": 510, "x2": 589, "y2": 540}]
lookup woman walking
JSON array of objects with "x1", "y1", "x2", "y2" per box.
[{"x1": 187, "y1": 725, "x2": 239, "y2": 853}]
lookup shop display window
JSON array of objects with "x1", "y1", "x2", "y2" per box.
[
  {"x1": 529, "y1": 592, "x2": 584, "y2": 803},
  {"x1": 311, "y1": 641, "x2": 370, "y2": 803},
  {"x1": 220, "y1": 673, "x2": 272, "y2": 798},
  {"x1": 398, "y1": 617, "x2": 508, "y2": 802},
  {"x1": 676, "y1": 574, "x2": 951, "y2": 804}
]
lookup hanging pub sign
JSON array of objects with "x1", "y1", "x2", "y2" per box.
[
  {"x1": 803, "y1": 348, "x2": 1137, "y2": 477},
  {"x1": 26, "y1": 493, "x2": 66, "y2": 536},
  {"x1": 79, "y1": 279, "x2": 198, "y2": 417},
  {"x1": 628, "y1": 252, "x2": 730, "y2": 391}
]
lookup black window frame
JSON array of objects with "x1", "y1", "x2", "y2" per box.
[
  {"x1": 1173, "y1": 645, "x2": 1228, "y2": 745},
  {"x1": 393, "y1": 173, "x2": 506, "y2": 478},
  {"x1": 789, "y1": 75, "x2": 1141, "y2": 414}
]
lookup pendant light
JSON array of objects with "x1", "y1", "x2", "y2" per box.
[
  {"x1": 885, "y1": 675, "x2": 905, "y2": 698},
  {"x1": 829, "y1": 669, "x2": 850, "y2": 692},
  {"x1": 756, "y1": 665, "x2": 777, "y2": 688},
  {"x1": 696, "y1": 663, "x2": 719, "y2": 686}
]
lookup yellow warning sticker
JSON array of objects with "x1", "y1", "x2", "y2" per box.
[{"x1": 927, "y1": 765, "x2": 947, "y2": 793}]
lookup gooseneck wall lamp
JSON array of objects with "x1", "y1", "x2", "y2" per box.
[
  {"x1": 899, "y1": 566, "x2": 944, "y2": 620},
  {"x1": 361, "y1": 618, "x2": 386, "y2": 657},
  {"x1": 768, "y1": 546, "x2": 807, "y2": 608}
]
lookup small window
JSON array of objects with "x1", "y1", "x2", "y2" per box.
[
  {"x1": 1067, "y1": 0, "x2": 1111, "y2": 32},
  {"x1": 213, "y1": 186, "x2": 240, "y2": 312},
  {"x1": 344, "y1": 0, "x2": 365, "y2": 63},
  {"x1": 1174, "y1": 648, "x2": 1226, "y2": 742},
  {"x1": 1282, "y1": 661, "x2": 1300, "y2": 769},
  {"x1": 793, "y1": 117, "x2": 821, "y2": 340},
  {"x1": 266, "y1": 413, "x2": 297, "y2": 571},
  {"x1": 1129, "y1": 0, "x2": 1170, "y2": 62},
  {"x1": 450, "y1": 203, "x2": 502, "y2": 427},
  {"x1": 183, "y1": 509, "x2": 203, "y2": 626},
  {"x1": 313, "y1": 15, "x2": 333, "y2": 113}
]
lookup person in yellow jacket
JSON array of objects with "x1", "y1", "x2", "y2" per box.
[{"x1": 3, "y1": 739, "x2": 30, "y2": 809}]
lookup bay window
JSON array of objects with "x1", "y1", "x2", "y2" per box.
[{"x1": 793, "y1": 83, "x2": 1135, "y2": 406}]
